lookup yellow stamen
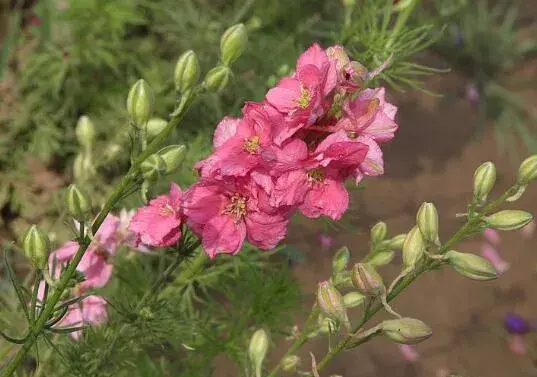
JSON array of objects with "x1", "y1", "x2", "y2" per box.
[
  {"x1": 223, "y1": 193, "x2": 248, "y2": 222},
  {"x1": 243, "y1": 135, "x2": 260, "y2": 154},
  {"x1": 296, "y1": 85, "x2": 312, "y2": 109},
  {"x1": 307, "y1": 167, "x2": 325, "y2": 184}
]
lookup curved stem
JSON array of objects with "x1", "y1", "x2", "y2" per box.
[{"x1": 0, "y1": 90, "x2": 199, "y2": 377}]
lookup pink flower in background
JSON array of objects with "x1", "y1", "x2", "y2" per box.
[
  {"x1": 117, "y1": 209, "x2": 150, "y2": 252},
  {"x1": 521, "y1": 219, "x2": 536, "y2": 239},
  {"x1": 507, "y1": 335, "x2": 527, "y2": 356},
  {"x1": 319, "y1": 234, "x2": 334, "y2": 250},
  {"x1": 481, "y1": 244, "x2": 510, "y2": 275},
  {"x1": 398, "y1": 344, "x2": 419, "y2": 363},
  {"x1": 129, "y1": 183, "x2": 183, "y2": 248},
  {"x1": 483, "y1": 228, "x2": 501, "y2": 246},
  {"x1": 183, "y1": 177, "x2": 289, "y2": 258},
  {"x1": 58, "y1": 295, "x2": 108, "y2": 340}
]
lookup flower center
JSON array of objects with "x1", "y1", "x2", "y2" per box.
[
  {"x1": 307, "y1": 167, "x2": 325, "y2": 184},
  {"x1": 223, "y1": 193, "x2": 248, "y2": 222},
  {"x1": 243, "y1": 135, "x2": 260, "y2": 154},
  {"x1": 296, "y1": 85, "x2": 312, "y2": 109},
  {"x1": 159, "y1": 204, "x2": 174, "y2": 217}
]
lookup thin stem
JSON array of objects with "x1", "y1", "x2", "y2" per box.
[
  {"x1": 0, "y1": 90, "x2": 199, "y2": 377},
  {"x1": 29, "y1": 271, "x2": 42, "y2": 324},
  {"x1": 386, "y1": 0, "x2": 421, "y2": 50}
]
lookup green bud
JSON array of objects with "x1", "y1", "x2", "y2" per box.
[
  {"x1": 65, "y1": 184, "x2": 92, "y2": 221},
  {"x1": 75, "y1": 115, "x2": 95, "y2": 150},
  {"x1": 484, "y1": 210, "x2": 533, "y2": 231},
  {"x1": 505, "y1": 185, "x2": 527, "y2": 203},
  {"x1": 204, "y1": 66, "x2": 232, "y2": 92},
  {"x1": 147, "y1": 118, "x2": 168, "y2": 141},
  {"x1": 445, "y1": 250, "x2": 498, "y2": 281},
  {"x1": 22, "y1": 225, "x2": 51, "y2": 269},
  {"x1": 380, "y1": 317, "x2": 432, "y2": 344},
  {"x1": 351, "y1": 263, "x2": 384, "y2": 296},
  {"x1": 343, "y1": 291, "x2": 366, "y2": 308},
  {"x1": 384, "y1": 233, "x2": 406, "y2": 250},
  {"x1": 317, "y1": 281, "x2": 347, "y2": 320},
  {"x1": 473, "y1": 162, "x2": 496, "y2": 205},
  {"x1": 157, "y1": 145, "x2": 187, "y2": 175},
  {"x1": 416, "y1": 202, "x2": 440, "y2": 245},
  {"x1": 317, "y1": 316, "x2": 339, "y2": 335},
  {"x1": 220, "y1": 24, "x2": 248, "y2": 66},
  {"x1": 517, "y1": 155, "x2": 537, "y2": 185},
  {"x1": 370, "y1": 221, "x2": 387, "y2": 244},
  {"x1": 332, "y1": 246, "x2": 350, "y2": 273},
  {"x1": 402, "y1": 226, "x2": 425, "y2": 271},
  {"x1": 342, "y1": 0, "x2": 356, "y2": 8},
  {"x1": 281, "y1": 355, "x2": 300, "y2": 372},
  {"x1": 140, "y1": 154, "x2": 167, "y2": 181},
  {"x1": 174, "y1": 50, "x2": 200, "y2": 93},
  {"x1": 367, "y1": 250, "x2": 395, "y2": 267},
  {"x1": 248, "y1": 329, "x2": 270, "y2": 377},
  {"x1": 73, "y1": 153, "x2": 95, "y2": 183},
  {"x1": 126, "y1": 79, "x2": 154, "y2": 128}
]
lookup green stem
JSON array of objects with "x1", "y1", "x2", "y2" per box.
[
  {"x1": 0, "y1": 90, "x2": 199, "y2": 377},
  {"x1": 386, "y1": 0, "x2": 421, "y2": 50}
]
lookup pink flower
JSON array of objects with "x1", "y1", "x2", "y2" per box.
[
  {"x1": 483, "y1": 228, "x2": 501, "y2": 246},
  {"x1": 117, "y1": 209, "x2": 150, "y2": 252},
  {"x1": 319, "y1": 234, "x2": 334, "y2": 250},
  {"x1": 57, "y1": 295, "x2": 108, "y2": 340},
  {"x1": 183, "y1": 177, "x2": 289, "y2": 258},
  {"x1": 266, "y1": 44, "x2": 337, "y2": 145},
  {"x1": 398, "y1": 344, "x2": 419, "y2": 363},
  {"x1": 129, "y1": 183, "x2": 183, "y2": 247},
  {"x1": 521, "y1": 219, "x2": 536, "y2": 239},
  {"x1": 195, "y1": 103, "x2": 275, "y2": 178},
  {"x1": 507, "y1": 334, "x2": 527, "y2": 356},
  {"x1": 481, "y1": 244, "x2": 510, "y2": 274},
  {"x1": 326, "y1": 45, "x2": 368, "y2": 91}
]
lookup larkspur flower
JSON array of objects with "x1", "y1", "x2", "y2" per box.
[
  {"x1": 398, "y1": 344, "x2": 419, "y2": 363},
  {"x1": 129, "y1": 183, "x2": 183, "y2": 247},
  {"x1": 57, "y1": 295, "x2": 108, "y2": 340},
  {"x1": 483, "y1": 228, "x2": 501, "y2": 246},
  {"x1": 183, "y1": 177, "x2": 289, "y2": 258},
  {"x1": 481, "y1": 244, "x2": 510, "y2": 275}
]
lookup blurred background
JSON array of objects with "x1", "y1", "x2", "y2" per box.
[{"x1": 1, "y1": 0, "x2": 537, "y2": 376}]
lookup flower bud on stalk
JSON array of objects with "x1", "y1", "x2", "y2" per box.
[
  {"x1": 204, "y1": 66, "x2": 232, "y2": 92},
  {"x1": 248, "y1": 329, "x2": 269, "y2": 377},
  {"x1": 380, "y1": 318, "x2": 432, "y2": 344},
  {"x1": 402, "y1": 226, "x2": 425, "y2": 271},
  {"x1": 281, "y1": 355, "x2": 300, "y2": 372},
  {"x1": 485, "y1": 210, "x2": 533, "y2": 231},
  {"x1": 517, "y1": 155, "x2": 537, "y2": 185},
  {"x1": 75, "y1": 115, "x2": 95, "y2": 151},
  {"x1": 351, "y1": 263, "x2": 384, "y2": 296},
  {"x1": 126, "y1": 79, "x2": 154, "y2": 128},
  {"x1": 220, "y1": 24, "x2": 248, "y2": 66},
  {"x1": 370, "y1": 221, "x2": 387, "y2": 245},
  {"x1": 65, "y1": 184, "x2": 92, "y2": 221},
  {"x1": 343, "y1": 291, "x2": 366, "y2": 308},
  {"x1": 317, "y1": 281, "x2": 348, "y2": 327},
  {"x1": 416, "y1": 202, "x2": 440, "y2": 245},
  {"x1": 473, "y1": 161, "x2": 496, "y2": 205},
  {"x1": 23, "y1": 225, "x2": 51, "y2": 269},
  {"x1": 332, "y1": 246, "x2": 350, "y2": 273},
  {"x1": 147, "y1": 118, "x2": 168, "y2": 141},
  {"x1": 174, "y1": 50, "x2": 200, "y2": 93},
  {"x1": 73, "y1": 153, "x2": 95, "y2": 183},
  {"x1": 157, "y1": 145, "x2": 187, "y2": 175},
  {"x1": 445, "y1": 250, "x2": 498, "y2": 281},
  {"x1": 384, "y1": 233, "x2": 406, "y2": 250},
  {"x1": 140, "y1": 154, "x2": 167, "y2": 181}
]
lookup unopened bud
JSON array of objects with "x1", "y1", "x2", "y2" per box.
[
  {"x1": 220, "y1": 24, "x2": 248, "y2": 66},
  {"x1": 517, "y1": 155, "x2": 537, "y2": 185},
  {"x1": 485, "y1": 210, "x2": 533, "y2": 231},
  {"x1": 147, "y1": 118, "x2": 168, "y2": 141},
  {"x1": 385, "y1": 233, "x2": 406, "y2": 250},
  {"x1": 248, "y1": 329, "x2": 269, "y2": 377},
  {"x1": 473, "y1": 162, "x2": 496, "y2": 205},
  {"x1": 126, "y1": 79, "x2": 154, "y2": 128},
  {"x1": 140, "y1": 154, "x2": 167, "y2": 181},
  {"x1": 317, "y1": 316, "x2": 339, "y2": 334},
  {"x1": 381, "y1": 318, "x2": 432, "y2": 344},
  {"x1": 402, "y1": 226, "x2": 425, "y2": 271},
  {"x1": 332, "y1": 246, "x2": 350, "y2": 273},
  {"x1": 343, "y1": 291, "x2": 365, "y2": 308},
  {"x1": 351, "y1": 263, "x2": 384, "y2": 296},
  {"x1": 73, "y1": 153, "x2": 95, "y2": 183},
  {"x1": 367, "y1": 250, "x2": 395, "y2": 267},
  {"x1": 157, "y1": 145, "x2": 187, "y2": 175},
  {"x1": 370, "y1": 221, "x2": 387, "y2": 244},
  {"x1": 75, "y1": 115, "x2": 95, "y2": 150},
  {"x1": 174, "y1": 50, "x2": 200, "y2": 93},
  {"x1": 204, "y1": 66, "x2": 232, "y2": 92},
  {"x1": 23, "y1": 225, "x2": 51, "y2": 269},
  {"x1": 281, "y1": 355, "x2": 300, "y2": 372},
  {"x1": 65, "y1": 184, "x2": 92, "y2": 221},
  {"x1": 317, "y1": 281, "x2": 346, "y2": 320},
  {"x1": 445, "y1": 250, "x2": 498, "y2": 281},
  {"x1": 417, "y1": 202, "x2": 440, "y2": 245}
]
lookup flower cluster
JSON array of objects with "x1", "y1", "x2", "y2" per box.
[
  {"x1": 40, "y1": 211, "x2": 142, "y2": 339},
  {"x1": 131, "y1": 44, "x2": 399, "y2": 258}
]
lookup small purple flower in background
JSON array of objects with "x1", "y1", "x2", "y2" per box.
[
  {"x1": 319, "y1": 234, "x2": 334, "y2": 250},
  {"x1": 465, "y1": 83, "x2": 480, "y2": 106},
  {"x1": 398, "y1": 344, "x2": 419, "y2": 363},
  {"x1": 504, "y1": 313, "x2": 531, "y2": 356},
  {"x1": 521, "y1": 219, "x2": 536, "y2": 239}
]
